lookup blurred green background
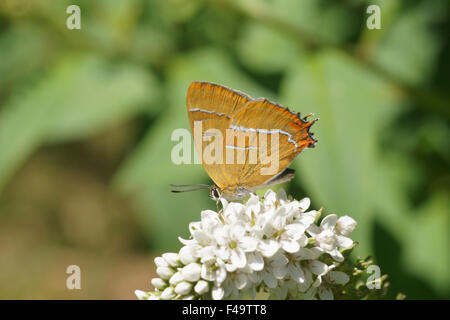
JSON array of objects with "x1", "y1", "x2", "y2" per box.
[{"x1": 0, "y1": 0, "x2": 448, "y2": 299}]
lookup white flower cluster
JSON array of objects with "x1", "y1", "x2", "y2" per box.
[{"x1": 136, "y1": 189, "x2": 357, "y2": 300}]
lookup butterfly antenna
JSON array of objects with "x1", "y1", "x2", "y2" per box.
[{"x1": 170, "y1": 184, "x2": 210, "y2": 193}]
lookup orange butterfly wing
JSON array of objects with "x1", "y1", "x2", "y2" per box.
[
  {"x1": 186, "y1": 82, "x2": 316, "y2": 197},
  {"x1": 186, "y1": 82, "x2": 250, "y2": 190},
  {"x1": 227, "y1": 99, "x2": 316, "y2": 192}
]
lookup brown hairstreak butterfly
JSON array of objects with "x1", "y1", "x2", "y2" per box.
[{"x1": 171, "y1": 81, "x2": 317, "y2": 201}]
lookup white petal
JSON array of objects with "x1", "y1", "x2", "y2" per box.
[
  {"x1": 201, "y1": 264, "x2": 215, "y2": 281},
  {"x1": 288, "y1": 263, "x2": 305, "y2": 283},
  {"x1": 213, "y1": 228, "x2": 228, "y2": 246},
  {"x1": 198, "y1": 246, "x2": 216, "y2": 263},
  {"x1": 306, "y1": 224, "x2": 321, "y2": 237},
  {"x1": 309, "y1": 260, "x2": 328, "y2": 275},
  {"x1": 270, "y1": 252, "x2": 289, "y2": 267},
  {"x1": 230, "y1": 248, "x2": 247, "y2": 269},
  {"x1": 225, "y1": 262, "x2": 237, "y2": 273},
  {"x1": 285, "y1": 223, "x2": 306, "y2": 240},
  {"x1": 276, "y1": 188, "x2": 288, "y2": 201},
  {"x1": 337, "y1": 235, "x2": 353, "y2": 248},
  {"x1": 223, "y1": 203, "x2": 246, "y2": 223},
  {"x1": 246, "y1": 194, "x2": 261, "y2": 215},
  {"x1": 264, "y1": 189, "x2": 277, "y2": 205},
  {"x1": 309, "y1": 247, "x2": 324, "y2": 259},
  {"x1": 283, "y1": 202, "x2": 300, "y2": 218},
  {"x1": 247, "y1": 253, "x2": 264, "y2": 271},
  {"x1": 329, "y1": 249, "x2": 344, "y2": 262},
  {"x1": 263, "y1": 271, "x2": 277, "y2": 288},
  {"x1": 212, "y1": 285, "x2": 225, "y2": 300},
  {"x1": 327, "y1": 271, "x2": 350, "y2": 285},
  {"x1": 178, "y1": 236, "x2": 197, "y2": 246},
  {"x1": 192, "y1": 230, "x2": 212, "y2": 246},
  {"x1": 320, "y1": 214, "x2": 338, "y2": 230},
  {"x1": 247, "y1": 271, "x2": 262, "y2": 285},
  {"x1": 281, "y1": 240, "x2": 300, "y2": 253},
  {"x1": 234, "y1": 273, "x2": 248, "y2": 290},
  {"x1": 298, "y1": 197, "x2": 311, "y2": 211},
  {"x1": 230, "y1": 224, "x2": 245, "y2": 239},
  {"x1": 298, "y1": 234, "x2": 308, "y2": 247},
  {"x1": 273, "y1": 266, "x2": 288, "y2": 279},
  {"x1": 216, "y1": 261, "x2": 227, "y2": 284},
  {"x1": 318, "y1": 286, "x2": 333, "y2": 300},
  {"x1": 259, "y1": 239, "x2": 280, "y2": 258},
  {"x1": 189, "y1": 221, "x2": 202, "y2": 233},
  {"x1": 316, "y1": 229, "x2": 337, "y2": 251},
  {"x1": 298, "y1": 210, "x2": 318, "y2": 227},
  {"x1": 201, "y1": 210, "x2": 220, "y2": 221},
  {"x1": 215, "y1": 247, "x2": 230, "y2": 260},
  {"x1": 294, "y1": 247, "x2": 314, "y2": 260},
  {"x1": 298, "y1": 269, "x2": 313, "y2": 292},
  {"x1": 240, "y1": 236, "x2": 258, "y2": 252}
]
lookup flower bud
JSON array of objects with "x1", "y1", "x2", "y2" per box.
[
  {"x1": 169, "y1": 271, "x2": 184, "y2": 286},
  {"x1": 212, "y1": 285, "x2": 225, "y2": 300},
  {"x1": 182, "y1": 263, "x2": 201, "y2": 282},
  {"x1": 156, "y1": 266, "x2": 174, "y2": 280},
  {"x1": 175, "y1": 281, "x2": 193, "y2": 295},
  {"x1": 179, "y1": 245, "x2": 197, "y2": 265},
  {"x1": 335, "y1": 216, "x2": 357, "y2": 236},
  {"x1": 160, "y1": 287, "x2": 175, "y2": 300},
  {"x1": 154, "y1": 256, "x2": 169, "y2": 268},
  {"x1": 151, "y1": 277, "x2": 167, "y2": 290},
  {"x1": 194, "y1": 280, "x2": 209, "y2": 295},
  {"x1": 135, "y1": 290, "x2": 148, "y2": 300},
  {"x1": 163, "y1": 253, "x2": 180, "y2": 267}
]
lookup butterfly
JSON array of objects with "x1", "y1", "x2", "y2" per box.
[{"x1": 171, "y1": 81, "x2": 317, "y2": 201}]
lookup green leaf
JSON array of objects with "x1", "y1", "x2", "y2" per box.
[
  {"x1": 373, "y1": 1, "x2": 444, "y2": 85},
  {"x1": 280, "y1": 49, "x2": 402, "y2": 255},
  {"x1": 46, "y1": 57, "x2": 159, "y2": 142},
  {"x1": 0, "y1": 24, "x2": 52, "y2": 93},
  {"x1": 373, "y1": 137, "x2": 449, "y2": 297},
  {"x1": 403, "y1": 193, "x2": 450, "y2": 296},
  {"x1": 0, "y1": 54, "x2": 158, "y2": 193},
  {"x1": 232, "y1": 0, "x2": 355, "y2": 45},
  {"x1": 115, "y1": 48, "x2": 272, "y2": 250},
  {"x1": 236, "y1": 22, "x2": 303, "y2": 73}
]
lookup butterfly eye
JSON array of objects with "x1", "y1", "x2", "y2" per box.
[{"x1": 209, "y1": 186, "x2": 221, "y2": 200}]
